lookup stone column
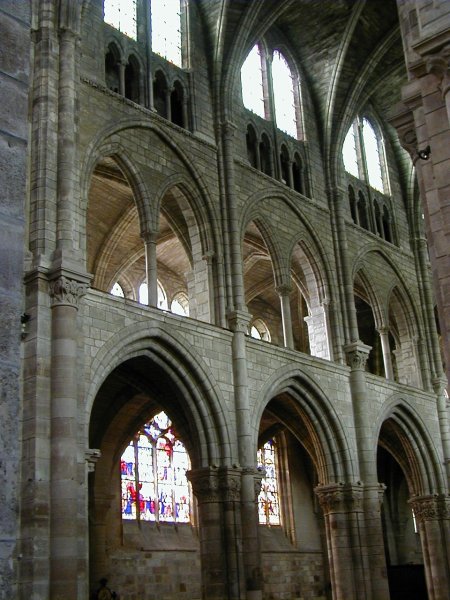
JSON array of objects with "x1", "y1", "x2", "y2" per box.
[
  {"x1": 241, "y1": 468, "x2": 264, "y2": 600},
  {"x1": 142, "y1": 230, "x2": 158, "y2": 306},
  {"x1": 409, "y1": 494, "x2": 450, "y2": 600},
  {"x1": 345, "y1": 342, "x2": 376, "y2": 483},
  {"x1": 166, "y1": 87, "x2": 172, "y2": 121},
  {"x1": 118, "y1": 60, "x2": 126, "y2": 96},
  {"x1": 276, "y1": 284, "x2": 294, "y2": 349},
  {"x1": 377, "y1": 326, "x2": 394, "y2": 380},
  {"x1": 315, "y1": 483, "x2": 366, "y2": 600},
  {"x1": 48, "y1": 273, "x2": 88, "y2": 600},
  {"x1": 188, "y1": 466, "x2": 245, "y2": 600}
]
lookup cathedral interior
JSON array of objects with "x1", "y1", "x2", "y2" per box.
[{"x1": 0, "y1": 1, "x2": 449, "y2": 599}]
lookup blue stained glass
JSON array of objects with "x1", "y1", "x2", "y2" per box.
[
  {"x1": 120, "y1": 411, "x2": 190, "y2": 523},
  {"x1": 257, "y1": 440, "x2": 281, "y2": 525}
]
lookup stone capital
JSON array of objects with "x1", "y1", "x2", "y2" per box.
[
  {"x1": 219, "y1": 467, "x2": 242, "y2": 502},
  {"x1": 85, "y1": 448, "x2": 101, "y2": 473},
  {"x1": 344, "y1": 341, "x2": 372, "y2": 370},
  {"x1": 220, "y1": 120, "x2": 237, "y2": 140},
  {"x1": 315, "y1": 482, "x2": 363, "y2": 515},
  {"x1": 141, "y1": 229, "x2": 159, "y2": 244},
  {"x1": 48, "y1": 274, "x2": 89, "y2": 308},
  {"x1": 276, "y1": 283, "x2": 293, "y2": 297},
  {"x1": 409, "y1": 494, "x2": 450, "y2": 524},
  {"x1": 227, "y1": 309, "x2": 252, "y2": 333},
  {"x1": 187, "y1": 466, "x2": 221, "y2": 503}
]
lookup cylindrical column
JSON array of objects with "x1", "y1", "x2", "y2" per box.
[
  {"x1": 142, "y1": 230, "x2": 158, "y2": 306},
  {"x1": 315, "y1": 483, "x2": 367, "y2": 600},
  {"x1": 276, "y1": 284, "x2": 294, "y2": 349},
  {"x1": 188, "y1": 466, "x2": 245, "y2": 600},
  {"x1": 48, "y1": 274, "x2": 88, "y2": 600},
  {"x1": 345, "y1": 342, "x2": 376, "y2": 484},
  {"x1": 409, "y1": 494, "x2": 450, "y2": 600},
  {"x1": 377, "y1": 326, "x2": 394, "y2": 380},
  {"x1": 241, "y1": 468, "x2": 264, "y2": 599}
]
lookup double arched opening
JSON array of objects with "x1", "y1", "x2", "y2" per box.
[
  {"x1": 86, "y1": 152, "x2": 213, "y2": 323},
  {"x1": 243, "y1": 216, "x2": 331, "y2": 359}
]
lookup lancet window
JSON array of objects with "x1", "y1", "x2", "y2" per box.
[{"x1": 257, "y1": 440, "x2": 281, "y2": 525}]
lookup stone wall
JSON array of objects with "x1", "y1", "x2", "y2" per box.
[{"x1": 0, "y1": 3, "x2": 30, "y2": 599}]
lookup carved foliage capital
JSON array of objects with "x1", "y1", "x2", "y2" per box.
[
  {"x1": 344, "y1": 342, "x2": 371, "y2": 370},
  {"x1": 49, "y1": 275, "x2": 88, "y2": 307},
  {"x1": 409, "y1": 494, "x2": 450, "y2": 524},
  {"x1": 315, "y1": 483, "x2": 363, "y2": 515},
  {"x1": 187, "y1": 466, "x2": 243, "y2": 503}
]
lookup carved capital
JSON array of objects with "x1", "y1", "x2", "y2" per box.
[
  {"x1": 219, "y1": 467, "x2": 242, "y2": 502},
  {"x1": 426, "y1": 53, "x2": 450, "y2": 97},
  {"x1": 187, "y1": 466, "x2": 221, "y2": 503},
  {"x1": 315, "y1": 483, "x2": 363, "y2": 515},
  {"x1": 276, "y1": 283, "x2": 293, "y2": 297},
  {"x1": 344, "y1": 341, "x2": 371, "y2": 370},
  {"x1": 221, "y1": 120, "x2": 237, "y2": 141},
  {"x1": 432, "y1": 375, "x2": 449, "y2": 397},
  {"x1": 242, "y1": 466, "x2": 265, "y2": 498},
  {"x1": 409, "y1": 494, "x2": 450, "y2": 524},
  {"x1": 227, "y1": 309, "x2": 252, "y2": 333},
  {"x1": 49, "y1": 275, "x2": 88, "y2": 307},
  {"x1": 141, "y1": 229, "x2": 158, "y2": 244}
]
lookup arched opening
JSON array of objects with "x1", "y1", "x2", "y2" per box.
[
  {"x1": 246, "y1": 124, "x2": 258, "y2": 169},
  {"x1": 388, "y1": 288, "x2": 421, "y2": 387},
  {"x1": 377, "y1": 418, "x2": 429, "y2": 599},
  {"x1": 124, "y1": 54, "x2": 140, "y2": 103},
  {"x1": 88, "y1": 356, "x2": 204, "y2": 598},
  {"x1": 383, "y1": 204, "x2": 392, "y2": 243},
  {"x1": 170, "y1": 80, "x2": 184, "y2": 127},
  {"x1": 280, "y1": 144, "x2": 290, "y2": 186},
  {"x1": 354, "y1": 294, "x2": 384, "y2": 376},
  {"x1": 260, "y1": 133, "x2": 273, "y2": 177},
  {"x1": 153, "y1": 70, "x2": 168, "y2": 118},
  {"x1": 87, "y1": 156, "x2": 144, "y2": 296},
  {"x1": 292, "y1": 153, "x2": 304, "y2": 194},
  {"x1": 243, "y1": 221, "x2": 281, "y2": 346},
  {"x1": 105, "y1": 43, "x2": 121, "y2": 93},
  {"x1": 257, "y1": 391, "x2": 335, "y2": 598},
  {"x1": 348, "y1": 185, "x2": 357, "y2": 223},
  {"x1": 357, "y1": 191, "x2": 369, "y2": 231}
]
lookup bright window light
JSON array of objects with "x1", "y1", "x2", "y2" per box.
[
  {"x1": 343, "y1": 125, "x2": 359, "y2": 177},
  {"x1": 171, "y1": 293, "x2": 189, "y2": 316},
  {"x1": 110, "y1": 282, "x2": 125, "y2": 297},
  {"x1": 152, "y1": 0, "x2": 182, "y2": 66},
  {"x1": 257, "y1": 440, "x2": 281, "y2": 525},
  {"x1": 104, "y1": 0, "x2": 137, "y2": 40},
  {"x1": 363, "y1": 118, "x2": 384, "y2": 192},
  {"x1": 139, "y1": 281, "x2": 169, "y2": 309},
  {"x1": 241, "y1": 45, "x2": 265, "y2": 118},
  {"x1": 272, "y1": 50, "x2": 297, "y2": 138}
]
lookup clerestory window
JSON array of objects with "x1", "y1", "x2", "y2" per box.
[
  {"x1": 120, "y1": 410, "x2": 191, "y2": 523},
  {"x1": 241, "y1": 44, "x2": 302, "y2": 140},
  {"x1": 343, "y1": 116, "x2": 389, "y2": 194},
  {"x1": 151, "y1": 0, "x2": 182, "y2": 66},
  {"x1": 104, "y1": 0, "x2": 137, "y2": 39}
]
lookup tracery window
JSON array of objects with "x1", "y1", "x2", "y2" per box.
[
  {"x1": 241, "y1": 44, "x2": 265, "y2": 118},
  {"x1": 257, "y1": 440, "x2": 281, "y2": 525},
  {"x1": 121, "y1": 411, "x2": 190, "y2": 523},
  {"x1": 104, "y1": 0, "x2": 137, "y2": 39},
  {"x1": 343, "y1": 116, "x2": 389, "y2": 194},
  {"x1": 241, "y1": 45, "x2": 302, "y2": 140},
  {"x1": 272, "y1": 50, "x2": 297, "y2": 138},
  {"x1": 151, "y1": 0, "x2": 182, "y2": 66}
]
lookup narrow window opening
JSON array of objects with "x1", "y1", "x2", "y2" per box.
[
  {"x1": 151, "y1": 0, "x2": 182, "y2": 66},
  {"x1": 241, "y1": 45, "x2": 265, "y2": 118}
]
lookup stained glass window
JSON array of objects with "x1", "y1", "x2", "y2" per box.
[
  {"x1": 104, "y1": 0, "x2": 137, "y2": 40},
  {"x1": 152, "y1": 0, "x2": 182, "y2": 67},
  {"x1": 257, "y1": 440, "x2": 281, "y2": 525},
  {"x1": 121, "y1": 411, "x2": 190, "y2": 523}
]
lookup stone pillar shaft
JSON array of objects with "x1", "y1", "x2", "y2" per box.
[
  {"x1": 49, "y1": 274, "x2": 87, "y2": 600},
  {"x1": 276, "y1": 284, "x2": 294, "y2": 349},
  {"x1": 143, "y1": 231, "x2": 158, "y2": 307},
  {"x1": 377, "y1": 327, "x2": 394, "y2": 380}
]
